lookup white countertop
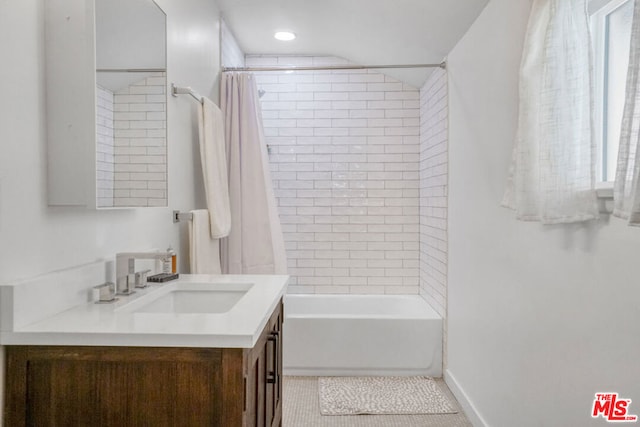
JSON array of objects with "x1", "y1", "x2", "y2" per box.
[{"x1": 0, "y1": 274, "x2": 289, "y2": 348}]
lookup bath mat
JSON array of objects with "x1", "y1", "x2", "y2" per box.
[{"x1": 318, "y1": 376, "x2": 458, "y2": 416}]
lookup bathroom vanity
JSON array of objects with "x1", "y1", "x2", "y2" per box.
[{"x1": 1, "y1": 274, "x2": 288, "y2": 427}]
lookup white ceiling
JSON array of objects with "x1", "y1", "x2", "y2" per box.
[{"x1": 217, "y1": 0, "x2": 489, "y2": 87}]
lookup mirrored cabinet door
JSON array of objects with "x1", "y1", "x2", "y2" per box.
[{"x1": 45, "y1": 0, "x2": 167, "y2": 209}]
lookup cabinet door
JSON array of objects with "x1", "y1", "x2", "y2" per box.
[
  {"x1": 265, "y1": 329, "x2": 277, "y2": 426},
  {"x1": 4, "y1": 346, "x2": 224, "y2": 427},
  {"x1": 45, "y1": 0, "x2": 97, "y2": 207},
  {"x1": 244, "y1": 300, "x2": 283, "y2": 427},
  {"x1": 245, "y1": 340, "x2": 266, "y2": 427},
  {"x1": 266, "y1": 301, "x2": 283, "y2": 427}
]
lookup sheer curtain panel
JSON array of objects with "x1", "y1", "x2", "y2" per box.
[
  {"x1": 503, "y1": 0, "x2": 599, "y2": 224},
  {"x1": 613, "y1": 0, "x2": 640, "y2": 225}
]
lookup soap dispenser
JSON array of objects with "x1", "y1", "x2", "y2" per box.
[{"x1": 164, "y1": 246, "x2": 177, "y2": 274}]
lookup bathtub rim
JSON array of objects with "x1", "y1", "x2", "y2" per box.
[{"x1": 283, "y1": 293, "x2": 442, "y2": 320}]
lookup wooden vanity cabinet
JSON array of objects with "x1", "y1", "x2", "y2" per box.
[
  {"x1": 3, "y1": 299, "x2": 283, "y2": 427},
  {"x1": 244, "y1": 299, "x2": 284, "y2": 427}
]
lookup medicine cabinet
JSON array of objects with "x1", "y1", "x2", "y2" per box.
[{"x1": 45, "y1": 0, "x2": 167, "y2": 208}]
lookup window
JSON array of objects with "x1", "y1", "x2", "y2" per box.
[{"x1": 590, "y1": 0, "x2": 634, "y2": 183}]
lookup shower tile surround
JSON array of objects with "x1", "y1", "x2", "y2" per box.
[
  {"x1": 419, "y1": 68, "x2": 449, "y2": 368},
  {"x1": 419, "y1": 69, "x2": 448, "y2": 318},
  {"x1": 249, "y1": 55, "x2": 421, "y2": 295},
  {"x1": 96, "y1": 86, "x2": 115, "y2": 206},
  {"x1": 95, "y1": 73, "x2": 167, "y2": 208}
]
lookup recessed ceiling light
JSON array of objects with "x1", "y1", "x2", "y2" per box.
[{"x1": 274, "y1": 31, "x2": 296, "y2": 41}]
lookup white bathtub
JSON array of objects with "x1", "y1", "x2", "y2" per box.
[{"x1": 282, "y1": 294, "x2": 442, "y2": 377}]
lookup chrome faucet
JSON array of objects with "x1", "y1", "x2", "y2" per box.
[{"x1": 115, "y1": 251, "x2": 170, "y2": 295}]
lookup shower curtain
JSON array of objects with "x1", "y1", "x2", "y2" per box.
[{"x1": 220, "y1": 72, "x2": 287, "y2": 274}]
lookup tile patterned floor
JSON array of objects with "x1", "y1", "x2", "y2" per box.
[{"x1": 283, "y1": 376, "x2": 473, "y2": 427}]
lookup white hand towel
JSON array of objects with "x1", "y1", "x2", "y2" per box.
[
  {"x1": 188, "y1": 210, "x2": 221, "y2": 274},
  {"x1": 198, "y1": 98, "x2": 231, "y2": 238}
]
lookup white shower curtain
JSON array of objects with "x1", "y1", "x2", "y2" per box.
[{"x1": 220, "y1": 72, "x2": 287, "y2": 274}]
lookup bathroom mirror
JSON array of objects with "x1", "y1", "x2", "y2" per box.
[
  {"x1": 95, "y1": 0, "x2": 167, "y2": 208},
  {"x1": 44, "y1": 0, "x2": 167, "y2": 208}
]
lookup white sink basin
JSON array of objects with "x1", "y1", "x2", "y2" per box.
[
  {"x1": 118, "y1": 282, "x2": 254, "y2": 314},
  {"x1": 135, "y1": 290, "x2": 246, "y2": 314}
]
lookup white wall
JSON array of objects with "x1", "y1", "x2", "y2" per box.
[
  {"x1": 249, "y1": 55, "x2": 421, "y2": 295},
  {"x1": 0, "y1": 0, "x2": 220, "y2": 417},
  {"x1": 221, "y1": 18, "x2": 245, "y2": 68},
  {"x1": 447, "y1": 0, "x2": 640, "y2": 426}
]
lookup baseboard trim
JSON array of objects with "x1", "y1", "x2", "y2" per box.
[{"x1": 444, "y1": 369, "x2": 488, "y2": 427}]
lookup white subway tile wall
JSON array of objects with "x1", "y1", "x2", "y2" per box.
[
  {"x1": 250, "y1": 55, "x2": 421, "y2": 295},
  {"x1": 96, "y1": 86, "x2": 115, "y2": 208},
  {"x1": 221, "y1": 19, "x2": 245, "y2": 68},
  {"x1": 113, "y1": 72, "x2": 167, "y2": 207},
  {"x1": 419, "y1": 68, "x2": 448, "y2": 318}
]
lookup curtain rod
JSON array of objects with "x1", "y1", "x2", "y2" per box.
[
  {"x1": 97, "y1": 68, "x2": 166, "y2": 73},
  {"x1": 222, "y1": 62, "x2": 446, "y2": 72}
]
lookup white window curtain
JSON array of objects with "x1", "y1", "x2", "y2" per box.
[
  {"x1": 613, "y1": 0, "x2": 640, "y2": 224},
  {"x1": 503, "y1": 0, "x2": 599, "y2": 224}
]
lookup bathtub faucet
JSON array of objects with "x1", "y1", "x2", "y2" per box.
[{"x1": 115, "y1": 251, "x2": 170, "y2": 295}]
